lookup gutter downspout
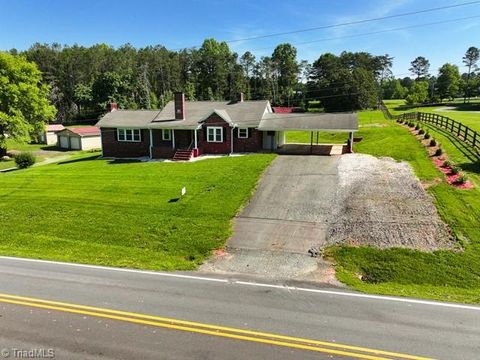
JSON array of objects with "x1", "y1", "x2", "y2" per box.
[
  {"x1": 149, "y1": 129, "x2": 153, "y2": 159},
  {"x1": 230, "y1": 124, "x2": 236, "y2": 155}
]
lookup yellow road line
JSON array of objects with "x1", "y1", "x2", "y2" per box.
[{"x1": 0, "y1": 293, "x2": 433, "y2": 360}]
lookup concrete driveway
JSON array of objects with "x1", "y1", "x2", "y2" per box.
[
  {"x1": 201, "y1": 155, "x2": 340, "y2": 282},
  {"x1": 230, "y1": 155, "x2": 338, "y2": 253}
]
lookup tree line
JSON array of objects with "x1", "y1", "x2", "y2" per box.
[
  {"x1": 6, "y1": 39, "x2": 393, "y2": 121},
  {"x1": 381, "y1": 46, "x2": 480, "y2": 104}
]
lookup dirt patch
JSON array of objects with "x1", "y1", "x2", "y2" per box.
[
  {"x1": 200, "y1": 248, "x2": 343, "y2": 286},
  {"x1": 328, "y1": 154, "x2": 455, "y2": 251}
]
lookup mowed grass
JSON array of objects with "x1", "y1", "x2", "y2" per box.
[
  {"x1": 384, "y1": 99, "x2": 480, "y2": 132},
  {"x1": 0, "y1": 160, "x2": 15, "y2": 170},
  {"x1": 327, "y1": 110, "x2": 480, "y2": 304},
  {"x1": 0, "y1": 154, "x2": 275, "y2": 270},
  {"x1": 5, "y1": 138, "x2": 49, "y2": 152},
  {"x1": 286, "y1": 131, "x2": 348, "y2": 144}
]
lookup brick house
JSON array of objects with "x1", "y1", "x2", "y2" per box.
[{"x1": 96, "y1": 93, "x2": 358, "y2": 160}]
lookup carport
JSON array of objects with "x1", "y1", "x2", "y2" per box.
[{"x1": 258, "y1": 112, "x2": 358, "y2": 155}]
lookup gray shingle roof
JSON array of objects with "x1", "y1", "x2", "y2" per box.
[
  {"x1": 95, "y1": 100, "x2": 358, "y2": 132},
  {"x1": 258, "y1": 113, "x2": 358, "y2": 132},
  {"x1": 149, "y1": 100, "x2": 270, "y2": 129},
  {"x1": 96, "y1": 110, "x2": 161, "y2": 128}
]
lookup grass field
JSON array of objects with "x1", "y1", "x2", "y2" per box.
[
  {"x1": 327, "y1": 109, "x2": 480, "y2": 304},
  {"x1": 0, "y1": 160, "x2": 15, "y2": 170},
  {"x1": 0, "y1": 154, "x2": 275, "y2": 270},
  {"x1": 5, "y1": 139, "x2": 49, "y2": 152},
  {"x1": 286, "y1": 131, "x2": 348, "y2": 144},
  {"x1": 384, "y1": 99, "x2": 480, "y2": 132}
]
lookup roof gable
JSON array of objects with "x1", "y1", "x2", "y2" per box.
[{"x1": 198, "y1": 109, "x2": 234, "y2": 125}]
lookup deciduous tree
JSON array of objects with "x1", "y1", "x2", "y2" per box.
[
  {"x1": 436, "y1": 63, "x2": 461, "y2": 101},
  {"x1": 0, "y1": 52, "x2": 56, "y2": 155}
]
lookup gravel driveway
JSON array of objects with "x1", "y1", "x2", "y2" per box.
[{"x1": 201, "y1": 154, "x2": 453, "y2": 281}]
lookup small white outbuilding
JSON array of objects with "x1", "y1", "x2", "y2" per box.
[
  {"x1": 38, "y1": 124, "x2": 65, "y2": 145},
  {"x1": 57, "y1": 127, "x2": 102, "y2": 151}
]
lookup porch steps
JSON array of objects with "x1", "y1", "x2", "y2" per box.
[
  {"x1": 173, "y1": 149, "x2": 194, "y2": 161},
  {"x1": 329, "y1": 145, "x2": 344, "y2": 156}
]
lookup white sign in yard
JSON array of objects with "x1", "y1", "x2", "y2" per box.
[{"x1": 181, "y1": 186, "x2": 187, "y2": 196}]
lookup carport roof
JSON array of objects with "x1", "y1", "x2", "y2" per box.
[{"x1": 258, "y1": 113, "x2": 358, "y2": 132}]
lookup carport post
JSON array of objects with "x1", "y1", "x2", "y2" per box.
[
  {"x1": 348, "y1": 131, "x2": 354, "y2": 153},
  {"x1": 316, "y1": 131, "x2": 319, "y2": 145},
  {"x1": 172, "y1": 130, "x2": 175, "y2": 149},
  {"x1": 310, "y1": 131, "x2": 313, "y2": 154}
]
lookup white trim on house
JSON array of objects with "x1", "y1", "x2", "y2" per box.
[
  {"x1": 162, "y1": 129, "x2": 172, "y2": 141},
  {"x1": 117, "y1": 128, "x2": 141, "y2": 142},
  {"x1": 207, "y1": 126, "x2": 223, "y2": 143},
  {"x1": 238, "y1": 128, "x2": 249, "y2": 138}
]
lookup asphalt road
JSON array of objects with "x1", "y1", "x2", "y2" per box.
[{"x1": 0, "y1": 256, "x2": 479, "y2": 359}]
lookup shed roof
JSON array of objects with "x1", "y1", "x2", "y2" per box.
[
  {"x1": 258, "y1": 113, "x2": 358, "y2": 132},
  {"x1": 46, "y1": 124, "x2": 65, "y2": 132},
  {"x1": 59, "y1": 127, "x2": 101, "y2": 137}
]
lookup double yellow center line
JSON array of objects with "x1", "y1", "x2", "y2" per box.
[{"x1": 0, "y1": 292, "x2": 432, "y2": 360}]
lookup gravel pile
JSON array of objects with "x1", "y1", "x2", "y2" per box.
[{"x1": 327, "y1": 154, "x2": 454, "y2": 251}]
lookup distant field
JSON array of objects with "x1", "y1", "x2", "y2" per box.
[
  {"x1": 384, "y1": 99, "x2": 480, "y2": 132},
  {"x1": 0, "y1": 154, "x2": 275, "y2": 270}
]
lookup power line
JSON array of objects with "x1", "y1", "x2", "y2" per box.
[
  {"x1": 171, "y1": 1, "x2": 480, "y2": 50},
  {"x1": 250, "y1": 14, "x2": 480, "y2": 52}
]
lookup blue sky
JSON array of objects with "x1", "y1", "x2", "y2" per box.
[{"x1": 1, "y1": 0, "x2": 479, "y2": 76}]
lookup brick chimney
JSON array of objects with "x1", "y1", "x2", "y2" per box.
[
  {"x1": 240, "y1": 92, "x2": 244, "y2": 102},
  {"x1": 107, "y1": 102, "x2": 118, "y2": 112},
  {"x1": 174, "y1": 92, "x2": 186, "y2": 120}
]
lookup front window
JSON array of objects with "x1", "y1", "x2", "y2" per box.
[
  {"x1": 207, "y1": 127, "x2": 223, "y2": 142},
  {"x1": 117, "y1": 128, "x2": 141, "y2": 142},
  {"x1": 162, "y1": 129, "x2": 172, "y2": 141},
  {"x1": 238, "y1": 128, "x2": 248, "y2": 138}
]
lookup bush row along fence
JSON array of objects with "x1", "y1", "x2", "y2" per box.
[{"x1": 379, "y1": 102, "x2": 480, "y2": 157}]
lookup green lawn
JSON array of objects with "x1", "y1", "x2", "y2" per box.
[
  {"x1": 0, "y1": 154, "x2": 275, "y2": 270},
  {"x1": 286, "y1": 131, "x2": 348, "y2": 144},
  {"x1": 384, "y1": 99, "x2": 480, "y2": 132},
  {"x1": 5, "y1": 138, "x2": 49, "y2": 152},
  {"x1": 327, "y1": 109, "x2": 480, "y2": 304},
  {"x1": 0, "y1": 160, "x2": 15, "y2": 170}
]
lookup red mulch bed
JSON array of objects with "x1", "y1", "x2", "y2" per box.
[{"x1": 404, "y1": 124, "x2": 474, "y2": 190}]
